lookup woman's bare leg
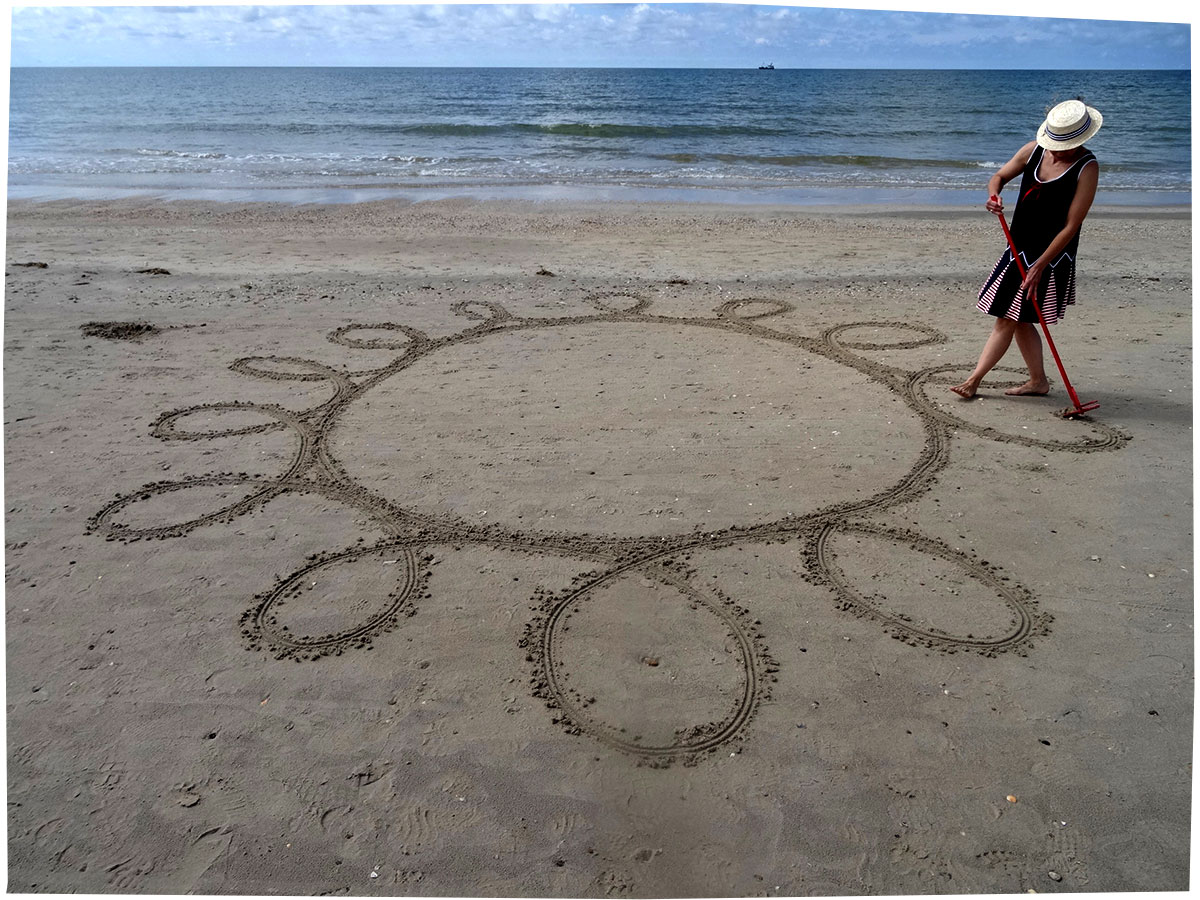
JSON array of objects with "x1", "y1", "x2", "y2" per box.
[
  {"x1": 950, "y1": 317, "x2": 1017, "y2": 399},
  {"x1": 1004, "y1": 322, "x2": 1051, "y2": 395}
]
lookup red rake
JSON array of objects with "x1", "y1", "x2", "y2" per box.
[{"x1": 992, "y1": 198, "x2": 1099, "y2": 419}]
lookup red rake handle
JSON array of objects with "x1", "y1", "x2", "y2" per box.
[{"x1": 989, "y1": 196, "x2": 1087, "y2": 411}]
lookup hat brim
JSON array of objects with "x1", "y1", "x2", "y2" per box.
[{"x1": 1037, "y1": 105, "x2": 1103, "y2": 151}]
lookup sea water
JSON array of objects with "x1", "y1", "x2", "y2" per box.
[{"x1": 6, "y1": 67, "x2": 1190, "y2": 205}]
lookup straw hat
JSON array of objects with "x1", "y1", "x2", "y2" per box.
[{"x1": 1036, "y1": 99, "x2": 1103, "y2": 151}]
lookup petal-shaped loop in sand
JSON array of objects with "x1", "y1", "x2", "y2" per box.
[
  {"x1": 823, "y1": 321, "x2": 946, "y2": 351},
  {"x1": 88, "y1": 474, "x2": 281, "y2": 541},
  {"x1": 152, "y1": 402, "x2": 292, "y2": 441},
  {"x1": 524, "y1": 563, "x2": 769, "y2": 761},
  {"x1": 808, "y1": 522, "x2": 1050, "y2": 654},
  {"x1": 230, "y1": 356, "x2": 344, "y2": 382},
  {"x1": 328, "y1": 323, "x2": 429, "y2": 351},
  {"x1": 585, "y1": 292, "x2": 650, "y2": 314},
  {"x1": 714, "y1": 298, "x2": 793, "y2": 320},
  {"x1": 450, "y1": 300, "x2": 512, "y2": 324},
  {"x1": 909, "y1": 364, "x2": 1129, "y2": 453},
  {"x1": 242, "y1": 545, "x2": 425, "y2": 660}
]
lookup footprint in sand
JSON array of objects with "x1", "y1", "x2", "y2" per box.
[{"x1": 165, "y1": 827, "x2": 233, "y2": 892}]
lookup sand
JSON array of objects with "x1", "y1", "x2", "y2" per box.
[{"x1": 3, "y1": 197, "x2": 1192, "y2": 894}]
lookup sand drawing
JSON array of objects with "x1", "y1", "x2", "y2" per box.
[{"x1": 88, "y1": 294, "x2": 1129, "y2": 764}]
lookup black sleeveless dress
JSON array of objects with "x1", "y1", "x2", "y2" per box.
[{"x1": 977, "y1": 144, "x2": 1097, "y2": 324}]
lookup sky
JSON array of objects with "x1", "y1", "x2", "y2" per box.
[{"x1": 5, "y1": 2, "x2": 1192, "y2": 69}]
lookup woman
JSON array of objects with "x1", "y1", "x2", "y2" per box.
[{"x1": 951, "y1": 99, "x2": 1101, "y2": 400}]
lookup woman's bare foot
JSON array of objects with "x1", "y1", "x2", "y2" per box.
[
  {"x1": 950, "y1": 382, "x2": 978, "y2": 399},
  {"x1": 1004, "y1": 379, "x2": 1051, "y2": 396}
]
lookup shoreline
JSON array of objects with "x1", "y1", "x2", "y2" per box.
[
  {"x1": 5, "y1": 180, "x2": 1192, "y2": 210},
  {"x1": 6, "y1": 193, "x2": 1191, "y2": 220}
]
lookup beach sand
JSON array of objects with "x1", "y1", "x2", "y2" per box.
[{"x1": 4, "y1": 197, "x2": 1191, "y2": 894}]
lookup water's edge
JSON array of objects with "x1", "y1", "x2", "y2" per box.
[{"x1": 5, "y1": 180, "x2": 1191, "y2": 208}]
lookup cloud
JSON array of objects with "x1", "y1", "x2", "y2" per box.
[{"x1": 8, "y1": 3, "x2": 1191, "y2": 68}]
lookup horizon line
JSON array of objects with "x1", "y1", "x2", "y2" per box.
[{"x1": 10, "y1": 64, "x2": 1191, "y2": 70}]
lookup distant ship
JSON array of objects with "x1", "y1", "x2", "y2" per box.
[{"x1": 758, "y1": 63, "x2": 775, "y2": 69}]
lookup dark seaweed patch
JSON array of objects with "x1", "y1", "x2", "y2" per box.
[{"x1": 81, "y1": 321, "x2": 161, "y2": 341}]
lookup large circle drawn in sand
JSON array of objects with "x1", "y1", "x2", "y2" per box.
[
  {"x1": 534, "y1": 567, "x2": 760, "y2": 757},
  {"x1": 331, "y1": 322, "x2": 926, "y2": 538}
]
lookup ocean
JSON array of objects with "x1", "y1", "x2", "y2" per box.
[{"x1": 6, "y1": 67, "x2": 1191, "y2": 205}]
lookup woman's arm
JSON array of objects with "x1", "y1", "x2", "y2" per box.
[
  {"x1": 1020, "y1": 160, "x2": 1099, "y2": 293},
  {"x1": 985, "y1": 140, "x2": 1038, "y2": 213}
]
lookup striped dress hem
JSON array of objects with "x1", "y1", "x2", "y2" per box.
[{"x1": 976, "y1": 248, "x2": 1077, "y2": 325}]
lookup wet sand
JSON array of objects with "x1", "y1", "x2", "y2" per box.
[{"x1": 4, "y1": 197, "x2": 1192, "y2": 894}]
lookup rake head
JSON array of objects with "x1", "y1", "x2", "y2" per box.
[{"x1": 1059, "y1": 400, "x2": 1100, "y2": 419}]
